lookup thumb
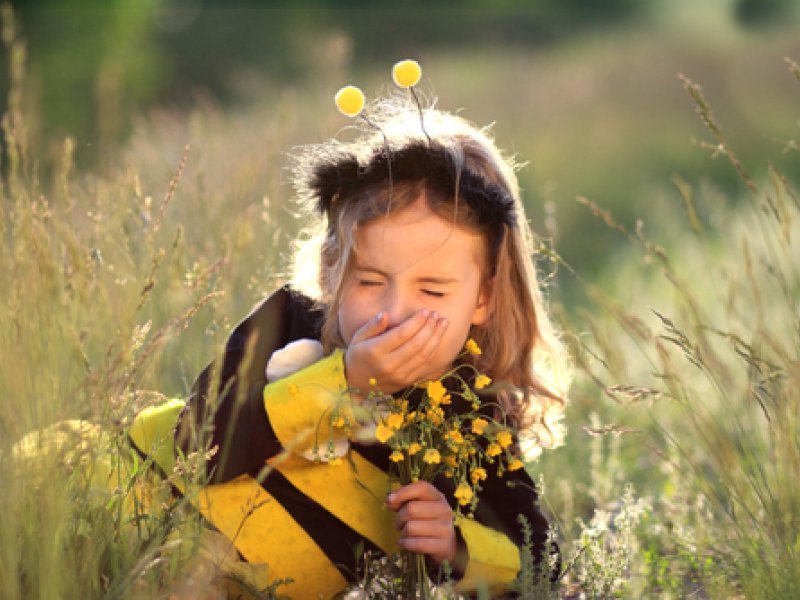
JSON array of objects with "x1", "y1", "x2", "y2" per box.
[{"x1": 351, "y1": 311, "x2": 388, "y2": 344}]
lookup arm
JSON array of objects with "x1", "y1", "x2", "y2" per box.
[
  {"x1": 452, "y1": 464, "x2": 556, "y2": 593},
  {"x1": 385, "y1": 462, "x2": 555, "y2": 594},
  {"x1": 174, "y1": 286, "x2": 324, "y2": 482}
]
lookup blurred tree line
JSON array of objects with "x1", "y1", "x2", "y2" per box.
[
  {"x1": 4, "y1": 0, "x2": 641, "y2": 163},
  {"x1": 3, "y1": 0, "x2": 795, "y2": 169}
]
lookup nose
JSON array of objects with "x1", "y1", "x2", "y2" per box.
[{"x1": 383, "y1": 284, "x2": 419, "y2": 329}]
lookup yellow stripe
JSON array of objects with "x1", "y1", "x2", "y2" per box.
[
  {"x1": 197, "y1": 475, "x2": 346, "y2": 598},
  {"x1": 129, "y1": 401, "x2": 347, "y2": 598},
  {"x1": 453, "y1": 513, "x2": 520, "y2": 593},
  {"x1": 263, "y1": 349, "x2": 349, "y2": 456},
  {"x1": 270, "y1": 450, "x2": 400, "y2": 555}
]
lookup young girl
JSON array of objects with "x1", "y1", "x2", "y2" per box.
[{"x1": 129, "y1": 95, "x2": 568, "y2": 598}]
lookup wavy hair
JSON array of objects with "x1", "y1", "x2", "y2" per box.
[{"x1": 289, "y1": 98, "x2": 569, "y2": 439}]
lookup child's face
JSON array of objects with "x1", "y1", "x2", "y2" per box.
[{"x1": 337, "y1": 197, "x2": 492, "y2": 380}]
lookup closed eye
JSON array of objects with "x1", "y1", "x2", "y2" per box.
[
  {"x1": 422, "y1": 289, "x2": 445, "y2": 298},
  {"x1": 358, "y1": 279, "x2": 383, "y2": 287}
]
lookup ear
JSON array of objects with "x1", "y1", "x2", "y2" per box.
[{"x1": 471, "y1": 276, "x2": 495, "y2": 326}]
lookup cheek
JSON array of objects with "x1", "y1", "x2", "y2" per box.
[
  {"x1": 337, "y1": 290, "x2": 371, "y2": 345},
  {"x1": 438, "y1": 304, "x2": 476, "y2": 357}
]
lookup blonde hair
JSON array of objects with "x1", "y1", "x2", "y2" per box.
[{"x1": 289, "y1": 98, "x2": 569, "y2": 440}]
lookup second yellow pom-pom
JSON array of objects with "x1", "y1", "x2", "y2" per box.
[
  {"x1": 392, "y1": 59, "x2": 422, "y2": 88},
  {"x1": 334, "y1": 85, "x2": 365, "y2": 117}
]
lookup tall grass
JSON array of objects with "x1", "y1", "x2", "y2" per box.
[
  {"x1": 549, "y1": 61, "x2": 800, "y2": 598},
  {"x1": 0, "y1": 5, "x2": 243, "y2": 596}
]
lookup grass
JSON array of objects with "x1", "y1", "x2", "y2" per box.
[{"x1": 2, "y1": 3, "x2": 800, "y2": 597}]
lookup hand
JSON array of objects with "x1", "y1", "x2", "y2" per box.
[
  {"x1": 386, "y1": 481, "x2": 456, "y2": 565},
  {"x1": 345, "y1": 309, "x2": 449, "y2": 395}
]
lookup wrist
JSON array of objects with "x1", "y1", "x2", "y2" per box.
[{"x1": 343, "y1": 351, "x2": 367, "y2": 400}]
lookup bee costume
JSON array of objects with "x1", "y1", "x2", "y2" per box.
[{"x1": 128, "y1": 286, "x2": 554, "y2": 598}]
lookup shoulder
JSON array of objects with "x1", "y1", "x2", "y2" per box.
[{"x1": 231, "y1": 285, "x2": 326, "y2": 346}]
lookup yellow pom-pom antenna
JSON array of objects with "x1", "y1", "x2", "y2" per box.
[
  {"x1": 392, "y1": 59, "x2": 422, "y2": 88},
  {"x1": 334, "y1": 85, "x2": 365, "y2": 117}
]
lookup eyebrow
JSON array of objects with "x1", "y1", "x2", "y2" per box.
[{"x1": 355, "y1": 264, "x2": 458, "y2": 285}]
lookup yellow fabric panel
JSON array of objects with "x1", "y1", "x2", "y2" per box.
[
  {"x1": 270, "y1": 450, "x2": 400, "y2": 555},
  {"x1": 453, "y1": 513, "x2": 521, "y2": 593},
  {"x1": 196, "y1": 475, "x2": 346, "y2": 599},
  {"x1": 129, "y1": 400, "x2": 347, "y2": 598},
  {"x1": 127, "y1": 398, "x2": 186, "y2": 476},
  {"x1": 263, "y1": 349, "x2": 349, "y2": 455}
]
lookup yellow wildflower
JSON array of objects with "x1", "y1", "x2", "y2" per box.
[
  {"x1": 334, "y1": 85, "x2": 365, "y2": 117},
  {"x1": 332, "y1": 415, "x2": 346, "y2": 428},
  {"x1": 375, "y1": 423, "x2": 394, "y2": 444},
  {"x1": 426, "y1": 380, "x2": 447, "y2": 404},
  {"x1": 368, "y1": 377, "x2": 377, "y2": 387},
  {"x1": 392, "y1": 59, "x2": 422, "y2": 88},
  {"x1": 447, "y1": 430, "x2": 464, "y2": 444},
  {"x1": 423, "y1": 449, "x2": 441, "y2": 464},
  {"x1": 407, "y1": 442, "x2": 422, "y2": 455},
  {"x1": 454, "y1": 483, "x2": 474, "y2": 506},
  {"x1": 406, "y1": 411, "x2": 417, "y2": 423},
  {"x1": 426, "y1": 406, "x2": 444, "y2": 425},
  {"x1": 470, "y1": 467, "x2": 488, "y2": 484},
  {"x1": 387, "y1": 413, "x2": 405, "y2": 431},
  {"x1": 465, "y1": 338, "x2": 482, "y2": 356},
  {"x1": 389, "y1": 450, "x2": 405, "y2": 463},
  {"x1": 444, "y1": 468, "x2": 455, "y2": 478},
  {"x1": 487, "y1": 443, "x2": 502, "y2": 457},
  {"x1": 474, "y1": 374, "x2": 492, "y2": 390},
  {"x1": 508, "y1": 458, "x2": 524, "y2": 471},
  {"x1": 471, "y1": 418, "x2": 489, "y2": 435},
  {"x1": 444, "y1": 454, "x2": 457, "y2": 468},
  {"x1": 497, "y1": 430, "x2": 513, "y2": 449}
]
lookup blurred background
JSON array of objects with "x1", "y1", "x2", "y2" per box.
[{"x1": 4, "y1": 0, "x2": 799, "y2": 299}]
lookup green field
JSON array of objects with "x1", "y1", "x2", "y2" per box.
[{"x1": 2, "y1": 2, "x2": 799, "y2": 597}]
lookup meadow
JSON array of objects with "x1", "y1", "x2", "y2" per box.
[{"x1": 1, "y1": 3, "x2": 799, "y2": 598}]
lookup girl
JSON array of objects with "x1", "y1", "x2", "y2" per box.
[{"x1": 129, "y1": 96, "x2": 568, "y2": 598}]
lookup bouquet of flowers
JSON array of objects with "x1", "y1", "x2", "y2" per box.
[{"x1": 319, "y1": 339, "x2": 525, "y2": 598}]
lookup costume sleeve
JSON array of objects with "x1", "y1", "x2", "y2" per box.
[
  {"x1": 452, "y1": 458, "x2": 558, "y2": 593},
  {"x1": 175, "y1": 286, "x2": 324, "y2": 483},
  {"x1": 261, "y1": 348, "x2": 350, "y2": 455},
  {"x1": 452, "y1": 513, "x2": 521, "y2": 593}
]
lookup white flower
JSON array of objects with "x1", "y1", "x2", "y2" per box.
[
  {"x1": 519, "y1": 396, "x2": 567, "y2": 461},
  {"x1": 302, "y1": 438, "x2": 350, "y2": 462},
  {"x1": 265, "y1": 338, "x2": 324, "y2": 382}
]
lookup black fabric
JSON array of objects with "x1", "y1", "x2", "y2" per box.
[
  {"x1": 175, "y1": 285, "x2": 323, "y2": 482},
  {"x1": 253, "y1": 465, "x2": 382, "y2": 581},
  {"x1": 176, "y1": 286, "x2": 557, "y2": 584}
]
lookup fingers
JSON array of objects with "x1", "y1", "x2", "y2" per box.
[
  {"x1": 386, "y1": 480, "x2": 443, "y2": 509},
  {"x1": 388, "y1": 313, "x2": 449, "y2": 377},
  {"x1": 370, "y1": 309, "x2": 432, "y2": 353},
  {"x1": 376, "y1": 312, "x2": 448, "y2": 379},
  {"x1": 348, "y1": 310, "x2": 448, "y2": 392},
  {"x1": 387, "y1": 482, "x2": 451, "y2": 530},
  {"x1": 397, "y1": 535, "x2": 453, "y2": 560},
  {"x1": 386, "y1": 482, "x2": 457, "y2": 565},
  {"x1": 350, "y1": 310, "x2": 389, "y2": 345}
]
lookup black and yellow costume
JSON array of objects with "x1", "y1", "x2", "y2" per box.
[{"x1": 128, "y1": 286, "x2": 553, "y2": 598}]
